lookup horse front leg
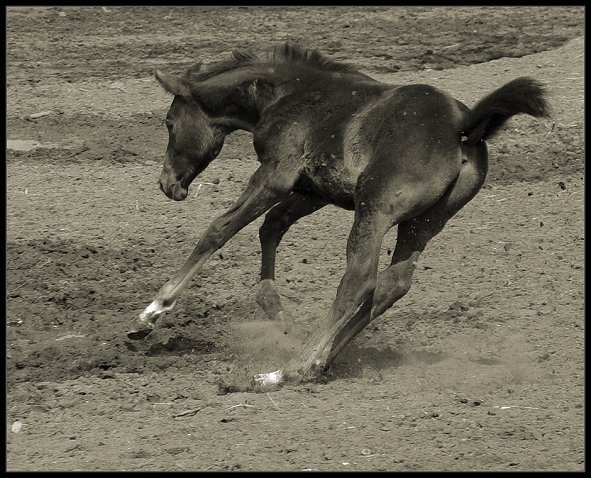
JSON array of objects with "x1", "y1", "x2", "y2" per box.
[
  {"x1": 256, "y1": 193, "x2": 326, "y2": 332},
  {"x1": 128, "y1": 164, "x2": 294, "y2": 339}
]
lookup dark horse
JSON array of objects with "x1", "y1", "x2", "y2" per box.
[{"x1": 128, "y1": 42, "x2": 549, "y2": 386}]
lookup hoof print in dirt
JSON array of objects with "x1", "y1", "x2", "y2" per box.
[{"x1": 126, "y1": 328, "x2": 153, "y2": 341}]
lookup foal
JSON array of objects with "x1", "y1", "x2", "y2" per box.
[{"x1": 129, "y1": 43, "x2": 549, "y2": 386}]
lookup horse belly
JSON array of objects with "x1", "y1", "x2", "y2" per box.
[{"x1": 295, "y1": 161, "x2": 358, "y2": 210}]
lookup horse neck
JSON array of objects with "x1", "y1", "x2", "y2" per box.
[
  {"x1": 208, "y1": 64, "x2": 366, "y2": 132},
  {"x1": 203, "y1": 65, "x2": 281, "y2": 133}
]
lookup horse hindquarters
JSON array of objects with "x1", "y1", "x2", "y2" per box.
[
  {"x1": 323, "y1": 141, "x2": 487, "y2": 364},
  {"x1": 370, "y1": 141, "x2": 488, "y2": 317}
]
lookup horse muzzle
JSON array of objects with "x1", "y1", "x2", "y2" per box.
[{"x1": 159, "y1": 180, "x2": 188, "y2": 201}]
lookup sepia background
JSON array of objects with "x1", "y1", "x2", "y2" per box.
[{"x1": 6, "y1": 6, "x2": 584, "y2": 471}]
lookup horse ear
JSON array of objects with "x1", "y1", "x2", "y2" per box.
[{"x1": 154, "y1": 69, "x2": 192, "y2": 97}]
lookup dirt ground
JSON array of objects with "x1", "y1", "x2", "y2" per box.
[{"x1": 5, "y1": 6, "x2": 584, "y2": 472}]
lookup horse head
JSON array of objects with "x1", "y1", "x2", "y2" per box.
[{"x1": 154, "y1": 68, "x2": 227, "y2": 201}]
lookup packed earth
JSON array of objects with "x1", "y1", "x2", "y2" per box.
[{"x1": 6, "y1": 6, "x2": 584, "y2": 471}]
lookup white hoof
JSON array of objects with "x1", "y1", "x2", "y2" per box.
[
  {"x1": 139, "y1": 299, "x2": 176, "y2": 324},
  {"x1": 253, "y1": 369, "x2": 284, "y2": 386}
]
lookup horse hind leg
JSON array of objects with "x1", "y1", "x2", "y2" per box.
[
  {"x1": 253, "y1": 140, "x2": 487, "y2": 386},
  {"x1": 318, "y1": 218, "x2": 445, "y2": 354},
  {"x1": 325, "y1": 145, "x2": 487, "y2": 362},
  {"x1": 371, "y1": 144, "x2": 486, "y2": 318},
  {"x1": 256, "y1": 193, "x2": 326, "y2": 332}
]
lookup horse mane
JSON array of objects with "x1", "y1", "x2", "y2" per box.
[
  {"x1": 184, "y1": 41, "x2": 358, "y2": 81},
  {"x1": 269, "y1": 42, "x2": 358, "y2": 73}
]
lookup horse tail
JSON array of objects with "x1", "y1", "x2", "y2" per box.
[{"x1": 460, "y1": 77, "x2": 550, "y2": 146}]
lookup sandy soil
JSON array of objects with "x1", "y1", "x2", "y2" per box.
[{"x1": 6, "y1": 6, "x2": 584, "y2": 471}]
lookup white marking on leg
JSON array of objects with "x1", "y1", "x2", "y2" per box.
[
  {"x1": 140, "y1": 300, "x2": 159, "y2": 321},
  {"x1": 139, "y1": 299, "x2": 176, "y2": 325},
  {"x1": 253, "y1": 369, "x2": 284, "y2": 386}
]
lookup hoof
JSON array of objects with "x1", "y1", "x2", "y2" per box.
[
  {"x1": 252, "y1": 369, "x2": 284, "y2": 387},
  {"x1": 139, "y1": 299, "x2": 176, "y2": 323}
]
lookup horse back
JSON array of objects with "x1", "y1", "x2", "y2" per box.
[{"x1": 255, "y1": 80, "x2": 467, "y2": 209}]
